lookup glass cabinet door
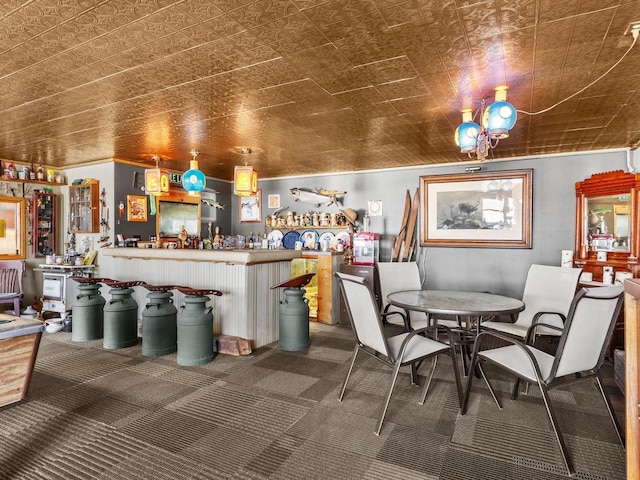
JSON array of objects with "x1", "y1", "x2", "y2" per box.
[
  {"x1": 69, "y1": 182, "x2": 99, "y2": 233},
  {"x1": 33, "y1": 192, "x2": 56, "y2": 257}
]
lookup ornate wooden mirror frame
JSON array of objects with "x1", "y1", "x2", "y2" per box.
[{"x1": 574, "y1": 169, "x2": 640, "y2": 279}]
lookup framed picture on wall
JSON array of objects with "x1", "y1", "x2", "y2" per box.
[
  {"x1": 127, "y1": 195, "x2": 147, "y2": 222},
  {"x1": 268, "y1": 194, "x2": 280, "y2": 209},
  {"x1": 420, "y1": 169, "x2": 533, "y2": 248},
  {"x1": 239, "y1": 190, "x2": 261, "y2": 223}
]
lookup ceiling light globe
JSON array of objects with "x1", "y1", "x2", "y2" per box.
[
  {"x1": 483, "y1": 101, "x2": 517, "y2": 139},
  {"x1": 455, "y1": 121, "x2": 481, "y2": 153},
  {"x1": 182, "y1": 160, "x2": 205, "y2": 194}
]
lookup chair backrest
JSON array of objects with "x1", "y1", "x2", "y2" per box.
[
  {"x1": 517, "y1": 264, "x2": 582, "y2": 329},
  {"x1": 551, "y1": 286, "x2": 624, "y2": 380},
  {"x1": 0, "y1": 260, "x2": 24, "y2": 294},
  {"x1": 335, "y1": 272, "x2": 390, "y2": 358},
  {"x1": 377, "y1": 262, "x2": 422, "y2": 314}
]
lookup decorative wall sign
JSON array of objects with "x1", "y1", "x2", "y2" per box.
[{"x1": 127, "y1": 195, "x2": 148, "y2": 222}]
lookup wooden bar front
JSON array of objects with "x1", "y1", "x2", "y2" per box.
[
  {"x1": 0, "y1": 316, "x2": 44, "y2": 407},
  {"x1": 623, "y1": 279, "x2": 640, "y2": 480}
]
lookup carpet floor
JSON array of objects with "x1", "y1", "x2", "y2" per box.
[{"x1": 0, "y1": 322, "x2": 626, "y2": 479}]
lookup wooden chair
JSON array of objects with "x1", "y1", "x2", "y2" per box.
[{"x1": 0, "y1": 260, "x2": 24, "y2": 316}]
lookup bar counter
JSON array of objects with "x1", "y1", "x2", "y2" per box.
[{"x1": 101, "y1": 248, "x2": 303, "y2": 347}]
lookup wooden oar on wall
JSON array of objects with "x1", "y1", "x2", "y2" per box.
[{"x1": 391, "y1": 188, "x2": 419, "y2": 262}]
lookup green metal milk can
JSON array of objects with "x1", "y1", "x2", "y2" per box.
[
  {"x1": 271, "y1": 273, "x2": 315, "y2": 352},
  {"x1": 71, "y1": 282, "x2": 106, "y2": 342},
  {"x1": 142, "y1": 290, "x2": 177, "y2": 357},
  {"x1": 103, "y1": 286, "x2": 139, "y2": 350},
  {"x1": 278, "y1": 287, "x2": 310, "y2": 351},
  {"x1": 177, "y1": 293, "x2": 214, "y2": 366}
]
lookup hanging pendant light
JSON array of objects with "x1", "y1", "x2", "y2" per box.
[
  {"x1": 234, "y1": 147, "x2": 258, "y2": 196},
  {"x1": 454, "y1": 85, "x2": 517, "y2": 161},
  {"x1": 454, "y1": 109, "x2": 481, "y2": 154},
  {"x1": 182, "y1": 149, "x2": 206, "y2": 196},
  {"x1": 482, "y1": 85, "x2": 517, "y2": 139},
  {"x1": 145, "y1": 155, "x2": 170, "y2": 196}
]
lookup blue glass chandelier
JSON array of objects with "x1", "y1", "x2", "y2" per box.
[{"x1": 455, "y1": 86, "x2": 517, "y2": 161}]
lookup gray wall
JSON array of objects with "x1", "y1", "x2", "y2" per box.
[
  {"x1": 113, "y1": 162, "x2": 233, "y2": 241},
  {"x1": 241, "y1": 150, "x2": 630, "y2": 299}
]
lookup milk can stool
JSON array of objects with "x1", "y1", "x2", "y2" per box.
[
  {"x1": 71, "y1": 277, "x2": 109, "y2": 342},
  {"x1": 176, "y1": 287, "x2": 223, "y2": 366},
  {"x1": 141, "y1": 284, "x2": 180, "y2": 358},
  {"x1": 103, "y1": 280, "x2": 144, "y2": 350},
  {"x1": 271, "y1": 273, "x2": 315, "y2": 351}
]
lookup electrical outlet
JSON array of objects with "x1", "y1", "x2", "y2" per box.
[{"x1": 624, "y1": 21, "x2": 640, "y2": 36}]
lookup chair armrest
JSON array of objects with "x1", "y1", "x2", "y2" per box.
[
  {"x1": 472, "y1": 330, "x2": 546, "y2": 381},
  {"x1": 525, "y1": 313, "x2": 566, "y2": 344},
  {"x1": 395, "y1": 324, "x2": 451, "y2": 359},
  {"x1": 381, "y1": 310, "x2": 410, "y2": 331}
]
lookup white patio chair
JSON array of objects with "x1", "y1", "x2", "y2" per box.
[
  {"x1": 335, "y1": 272, "x2": 463, "y2": 435},
  {"x1": 377, "y1": 261, "x2": 461, "y2": 331},
  {"x1": 461, "y1": 285, "x2": 625, "y2": 475},
  {"x1": 481, "y1": 264, "x2": 582, "y2": 341}
]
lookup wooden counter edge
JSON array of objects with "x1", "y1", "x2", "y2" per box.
[
  {"x1": 623, "y1": 278, "x2": 640, "y2": 480},
  {"x1": 102, "y1": 247, "x2": 303, "y2": 265}
]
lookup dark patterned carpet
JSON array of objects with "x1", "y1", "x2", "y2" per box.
[{"x1": 0, "y1": 323, "x2": 626, "y2": 479}]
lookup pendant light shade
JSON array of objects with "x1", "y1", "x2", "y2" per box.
[
  {"x1": 145, "y1": 155, "x2": 170, "y2": 196},
  {"x1": 182, "y1": 150, "x2": 205, "y2": 196},
  {"x1": 234, "y1": 165, "x2": 258, "y2": 196},
  {"x1": 145, "y1": 168, "x2": 170, "y2": 196},
  {"x1": 454, "y1": 109, "x2": 481, "y2": 153},
  {"x1": 482, "y1": 85, "x2": 517, "y2": 139}
]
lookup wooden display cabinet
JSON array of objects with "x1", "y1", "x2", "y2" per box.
[
  {"x1": 292, "y1": 252, "x2": 342, "y2": 324},
  {"x1": 69, "y1": 182, "x2": 99, "y2": 233},
  {"x1": 574, "y1": 170, "x2": 640, "y2": 354},
  {"x1": 33, "y1": 192, "x2": 56, "y2": 257}
]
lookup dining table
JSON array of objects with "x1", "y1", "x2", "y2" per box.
[
  {"x1": 386, "y1": 289, "x2": 525, "y2": 376},
  {"x1": 386, "y1": 289, "x2": 525, "y2": 335}
]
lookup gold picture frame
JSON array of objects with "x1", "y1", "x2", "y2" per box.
[
  {"x1": 420, "y1": 169, "x2": 533, "y2": 248},
  {"x1": 127, "y1": 195, "x2": 147, "y2": 222}
]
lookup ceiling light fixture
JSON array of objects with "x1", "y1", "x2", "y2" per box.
[
  {"x1": 145, "y1": 155, "x2": 170, "y2": 196},
  {"x1": 455, "y1": 85, "x2": 517, "y2": 161},
  {"x1": 234, "y1": 147, "x2": 258, "y2": 197},
  {"x1": 182, "y1": 149, "x2": 206, "y2": 196}
]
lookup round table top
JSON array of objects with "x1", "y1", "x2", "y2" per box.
[{"x1": 387, "y1": 289, "x2": 525, "y2": 317}]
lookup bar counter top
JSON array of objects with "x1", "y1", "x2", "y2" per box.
[{"x1": 103, "y1": 247, "x2": 302, "y2": 265}]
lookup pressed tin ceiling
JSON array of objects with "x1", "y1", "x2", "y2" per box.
[{"x1": 0, "y1": 0, "x2": 639, "y2": 181}]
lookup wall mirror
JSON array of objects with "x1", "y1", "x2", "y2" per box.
[
  {"x1": 0, "y1": 196, "x2": 27, "y2": 259},
  {"x1": 586, "y1": 194, "x2": 630, "y2": 251},
  {"x1": 575, "y1": 170, "x2": 640, "y2": 279}
]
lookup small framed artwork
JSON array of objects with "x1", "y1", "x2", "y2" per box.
[
  {"x1": 239, "y1": 190, "x2": 261, "y2": 223},
  {"x1": 268, "y1": 194, "x2": 280, "y2": 209},
  {"x1": 127, "y1": 195, "x2": 147, "y2": 222}
]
